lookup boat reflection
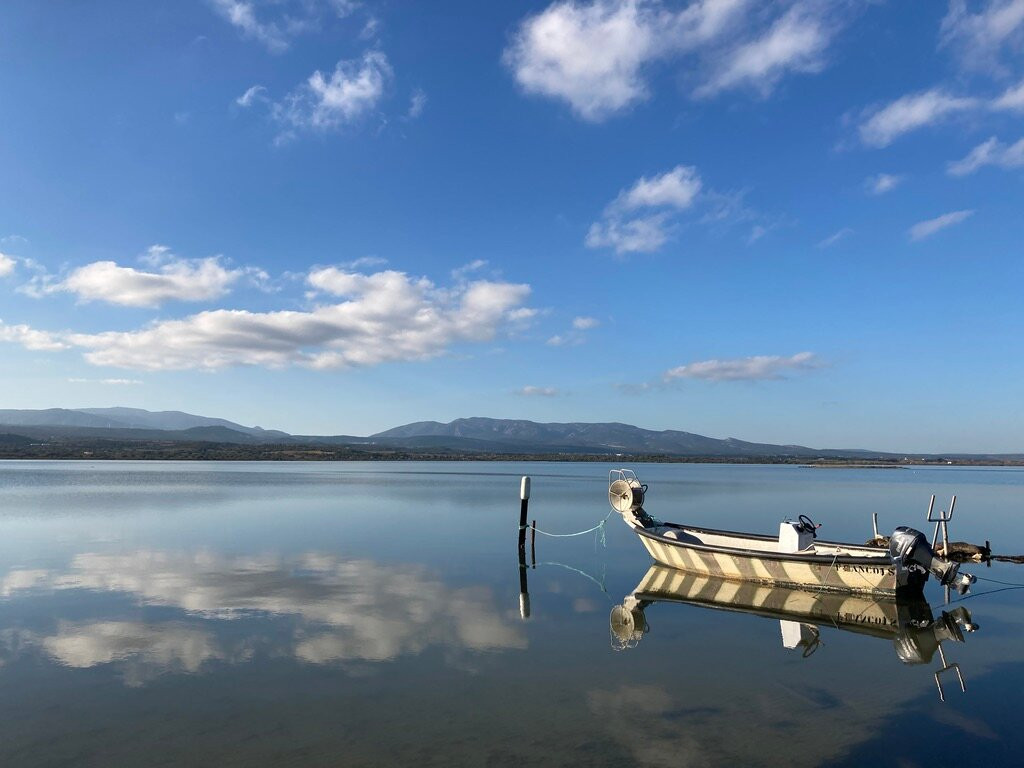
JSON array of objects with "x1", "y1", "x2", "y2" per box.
[{"x1": 611, "y1": 565, "x2": 979, "y2": 701}]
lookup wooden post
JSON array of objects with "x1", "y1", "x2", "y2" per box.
[{"x1": 517, "y1": 476, "x2": 531, "y2": 619}]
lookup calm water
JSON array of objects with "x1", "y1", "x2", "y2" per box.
[{"x1": 0, "y1": 461, "x2": 1022, "y2": 767}]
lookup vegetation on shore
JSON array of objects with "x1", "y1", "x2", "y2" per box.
[{"x1": 2, "y1": 436, "x2": 1022, "y2": 465}]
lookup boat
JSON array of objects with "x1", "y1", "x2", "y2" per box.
[
  {"x1": 609, "y1": 469, "x2": 976, "y2": 596},
  {"x1": 610, "y1": 564, "x2": 977, "y2": 700}
]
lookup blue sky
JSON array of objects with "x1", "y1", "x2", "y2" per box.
[{"x1": 1, "y1": 0, "x2": 1022, "y2": 452}]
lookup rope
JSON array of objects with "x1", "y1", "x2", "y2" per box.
[
  {"x1": 519, "y1": 510, "x2": 614, "y2": 548},
  {"x1": 532, "y1": 560, "x2": 609, "y2": 594},
  {"x1": 817, "y1": 551, "x2": 840, "y2": 592},
  {"x1": 974, "y1": 574, "x2": 1024, "y2": 588}
]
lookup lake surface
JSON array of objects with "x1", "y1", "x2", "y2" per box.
[{"x1": 0, "y1": 461, "x2": 1022, "y2": 767}]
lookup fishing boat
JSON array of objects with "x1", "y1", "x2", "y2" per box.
[
  {"x1": 609, "y1": 564, "x2": 977, "y2": 700},
  {"x1": 609, "y1": 469, "x2": 976, "y2": 596}
]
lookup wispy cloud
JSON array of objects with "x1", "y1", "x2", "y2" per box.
[
  {"x1": 547, "y1": 315, "x2": 600, "y2": 346},
  {"x1": 993, "y1": 78, "x2": 1024, "y2": 110},
  {"x1": 664, "y1": 351, "x2": 821, "y2": 382},
  {"x1": 865, "y1": 173, "x2": 903, "y2": 194},
  {"x1": 816, "y1": 227, "x2": 852, "y2": 248},
  {"x1": 587, "y1": 166, "x2": 701, "y2": 254},
  {"x1": 239, "y1": 52, "x2": 392, "y2": 141},
  {"x1": 947, "y1": 135, "x2": 1024, "y2": 175},
  {"x1": 68, "y1": 378, "x2": 144, "y2": 386},
  {"x1": 505, "y1": 0, "x2": 855, "y2": 121},
  {"x1": 210, "y1": 0, "x2": 356, "y2": 53},
  {"x1": 909, "y1": 210, "x2": 974, "y2": 241},
  {"x1": 1, "y1": 268, "x2": 534, "y2": 371},
  {"x1": 939, "y1": 0, "x2": 1024, "y2": 75},
  {"x1": 516, "y1": 385, "x2": 560, "y2": 397},
  {"x1": 407, "y1": 88, "x2": 427, "y2": 119},
  {"x1": 858, "y1": 89, "x2": 977, "y2": 147},
  {"x1": 695, "y1": 3, "x2": 833, "y2": 98},
  {"x1": 0, "y1": 252, "x2": 16, "y2": 278}
]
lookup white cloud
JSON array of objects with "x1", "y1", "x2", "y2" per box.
[
  {"x1": 0, "y1": 322, "x2": 68, "y2": 351},
  {"x1": 505, "y1": 0, "x2": 854, "y2": 120},
  {"x1": 816, "y1": 227, "x2": 853, "y2": 248},
  {"x1": 993, "y1": 77, "x2": 1024, "y2": 110},
  {"x1": 586, "y1": 213, "x2": 672, "y2": 254},
  {"x1": 504, "y1": 0, "x2": 672, "y2": 121},
  {"x1": 451, "y1": 259, "x2": 488, "y2": 282},
  {"x1": 588, "y1": 165, "x2": 702, "y2": 254},
  {"x1": 866, "y1": 173, "x2": 903, "y2": 194},
  {"x1": 695, "y1": 3, "x2": 832, "y2": 97},
  {"x1": 516, "y1": 386, "x2": 561, "y2": 396},
  {"x1": 407, "y1": 88, "x2": 427, "y2": 119},
  {"x1": 664, "y1": 351, "x2": 820, "y2": 381},
  {"x1": 2, "y1": 268, "x2": 533, "y2": 371},
  {"x1": 948, "y1": 135, "x2": 1024, "y2": 175},
  {"x1": 0, "y1": 252, "x2": 15, "y2": 278},
  {"x1": 49, "y1": 256, "x2": 245, "y2": 308},
  {"x1": 270, "y1": 51, "x2": 392, "y2": 135},
  {"x1": 67, "y1": 378, "x2": 144, "y2": 385},
  {"x1": 859, "y1": 89, "x2": 978, "y2": 147},
  {"x1": 210, "y1": 0, "x2": 356, "y2": 53},
  {"x1": 908, "y1": 209, "x2": 975, "y2": 241},
  {"x1": 618, "y1": 165, "x2": 702, "y2": 210},
  {"x1": 572, "y1": 316, "x2": 600, "y2": 330},
  {"x1": 235, "y1": 84, "x2": 267, "y2": 107},
  {"x1": 547, "y1": 316, "x2": 600, "y2": 346},
  {"x1": 940, "y1": 0, "x2": 1024, "y2": 73}
]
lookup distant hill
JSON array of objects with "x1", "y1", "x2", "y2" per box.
[
  {"x1": 0, "y1": 408, "x2": 1015, "y2": 460},
  {"x1": 370, "y1": 417, "x2": 879, "y2": 458}
]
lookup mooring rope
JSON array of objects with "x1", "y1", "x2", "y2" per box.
[{"x1": 519, "y1": 509, "x2": 614, "y2": 547}]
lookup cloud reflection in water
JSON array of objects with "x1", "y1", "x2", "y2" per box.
[{"x1": 0, "y1": 551, "x2": 525, "y2": 683}]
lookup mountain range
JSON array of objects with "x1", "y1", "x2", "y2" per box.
[{"x1": 0, "y1": 407, "x2": 902, "y2": 458}]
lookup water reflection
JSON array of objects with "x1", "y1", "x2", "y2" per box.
[
  {"x1": 0, "y1": 551, "x2": 525, "y2": 683},
  {"x1": 612, "y1": 565, "x2": 978, "y2": 699}
]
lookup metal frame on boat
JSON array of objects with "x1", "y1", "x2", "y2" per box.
[{"x1": 609, "y1": 469, "x2": 976, "y2": 597}]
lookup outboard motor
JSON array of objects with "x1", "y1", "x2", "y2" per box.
[{"x1": 889, "y1": 526, "x2": 976, "y2": 594}]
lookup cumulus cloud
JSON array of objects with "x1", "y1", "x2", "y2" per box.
[
  {"x1": 947, "y1": 135, "x2": 1024, "y2": 174},
  {"x1": 517, "y1": 385, "x2": 561, "y2": 396},
  {"x1": 210, "y1": 0, "x2": 356, "y2": 52},
  {"x1": 275, "y1": 51, "x2": 392, "y2": 134},
  {"x1": 664, "y1": 351, "x2": 820, "y2": 381},
  {"x1": 44, "y1": 256, "x2": 246, "y2": 308},
  {"x1": 858, "y1": 89, "x2": 978, "y2": 147},
  {"x1": 0, "y1": 322, "x2": 67, "y2": 351},
  {"x1": 0, "y1": 252, "x2": 17, "y2": 278},
  {"x1": 505, "y1": 0, "x2": 849, "y2": 120},
  {"x1": 939, "y1": 0, "x2": 1024, "y2": 74},
  {"x1": 587, "y1": 166, "x2": 702, "y2": 254},
  {"x1": 866, "y1": 173, "x2": 903, "y2": 194},
  {"x1": 909, "y1": 210, "x2": 975, "y2": 240},
  {"x1": 586, "y1": 213, "x2": 673, "y2": 254},
  {"x1": 1, "y1": 267, "x2": 533, "y2": 371}
]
